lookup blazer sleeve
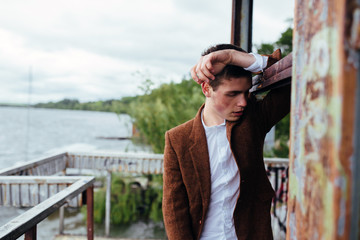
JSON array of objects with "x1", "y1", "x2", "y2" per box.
[
  {"x1": 258, "y1": 84, "x2": 291, "y2": 134},
  {"x1": 162, "y1": 131, "x2": 194, "y2": 240}
]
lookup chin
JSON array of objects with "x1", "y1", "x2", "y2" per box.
[{"x1": 226, "y1": 116, "x2": 241, "y2": 122}]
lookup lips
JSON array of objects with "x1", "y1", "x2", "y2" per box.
[{"x1": 232, "y1": 111, "x2": 243, "y2": 117}]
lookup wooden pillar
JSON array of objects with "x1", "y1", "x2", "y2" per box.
[
  {"x1": 59, "y1": 205, "x2": 65, "y2": 234},
  {"x1": 86, "y1": 186, "x2": 94, "y2": 240},
  {"x1": 231, "y1": 0, "x2": 253, "y2": 52},
  {"x1": 287, "y1": 0, "x2": 360, "y2": 239},
  {"x1": 24, "y1": 225, "x2": 37, "y2": 240}
]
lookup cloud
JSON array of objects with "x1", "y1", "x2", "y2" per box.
[
  {"x1": 0, "y1": 0, "x2": 293, "y2": 104},
  {"x1": 253, "y1": 0, "x2": 294, "y2": 45}
]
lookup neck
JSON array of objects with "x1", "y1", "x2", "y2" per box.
[{"x1": 203, "y1": 100, "x2": 225, "y2": 127}]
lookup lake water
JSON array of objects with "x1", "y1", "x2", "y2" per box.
[
  {"x1": 0, "y1": 106, "x2": 166, "y2": 239},
  {"x1": 0, "y1": 106, "x2": 152, "y2": 169}
]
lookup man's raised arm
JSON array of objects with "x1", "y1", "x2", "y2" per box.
[
  {"x1": 191, "y1": 47, "x2": 281, "y2": 84},
  {"x1": 191, "y1": 49, "x2": 255, "y2": 83}
]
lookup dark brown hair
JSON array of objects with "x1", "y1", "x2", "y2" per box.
[{"x1": 202, "y1": 44, "x2": 252, "y2": 91}]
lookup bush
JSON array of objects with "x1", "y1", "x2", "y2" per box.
[{"x1": 84, "y1": 174, "x2": 163, "y2": 225}]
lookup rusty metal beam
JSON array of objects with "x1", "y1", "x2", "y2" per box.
[
  {"x1": 250, "y1": 53, "x2": 292, "y2": 93},
  {"x1": 231, "y1": 0, "x2": 241, "y2": 46},
  {"x1": 231, "y1": 0, "x2": 253, "y2": 52},
  {"x1": 287, "y1": 0, "x2": 360, "y2": 239}
]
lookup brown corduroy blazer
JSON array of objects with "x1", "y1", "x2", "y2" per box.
[{"x1": 162, "y1": 85, "x2": 291, "y2": 240}]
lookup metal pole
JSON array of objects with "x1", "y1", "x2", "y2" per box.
[
  {"x1": 105, "y1": 171, "x2": 111, "y2": 237},
  {"x1": 24, "y1": 225, "x2": 36, "y2": 240},
  {"x1": 59, "y1": 205, "x2": 65, "y2": 234},
  {"x1": 231, "y1": 0, "x2": 253, "y2": 52},
  {"x1": 231, "y1": 0, "x2": 241, "y2": 46},
  {"x1": 86, "y1": 186, "x2": 94, "y2": 240}
]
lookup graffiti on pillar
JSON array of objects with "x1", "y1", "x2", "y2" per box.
[{"x1": 288, "y1": 0, "x2": 358, "y2": 239}]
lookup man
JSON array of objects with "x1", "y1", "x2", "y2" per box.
[{"x1": 162, "y1": 44, "x2": 290, "y2": 240}]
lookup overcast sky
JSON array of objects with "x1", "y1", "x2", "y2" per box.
[{"x1": 0, "y1": 0, "x2": 294, "y2": 104}]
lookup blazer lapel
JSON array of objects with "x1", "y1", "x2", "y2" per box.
[{"x1": 189, "y1": 105, "x2": 211, "y2": 208}]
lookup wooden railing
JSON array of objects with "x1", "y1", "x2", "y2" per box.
[
  {"x1": 0, "y1": 176, "x2": 95, "y2": 240},
  {"x1": 66, "y1": 151, "x2": 164, "y2": 174},
  {"x1": 265, "y1": 159, "x2": 289, "y2": 238},
  {"x1": 0, "y1": 153, "x2": 67, "y2": 177}
]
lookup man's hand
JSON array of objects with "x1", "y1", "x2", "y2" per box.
[
  {"x1": 191, "y1": 50, "x2": 233, "y2": 84},
  {"x1": 191, "y1": 49, "x2": 255, "y2": 84}
]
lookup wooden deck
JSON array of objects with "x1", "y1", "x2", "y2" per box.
[{"x1": 0, "y1": 152, "x2": 288, "y2": 239}]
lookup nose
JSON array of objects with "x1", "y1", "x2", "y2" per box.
[{"x1": 236, "y1": 94, "x2": 247, "y2": 107}]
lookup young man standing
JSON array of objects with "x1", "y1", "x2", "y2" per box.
[{"x1": 162, "y1": 44, "x2": 290, "y2": 240}]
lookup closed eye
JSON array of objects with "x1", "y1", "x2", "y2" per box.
[
  {"x1": 226, "y1": 92, "x2": 237, "y2": 97},
  {"x1": 225, "y1": 90, "x2": 249, "y2": 97}
]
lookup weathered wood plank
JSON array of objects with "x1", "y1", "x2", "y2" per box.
[
  {"x1": 29, "y1": 184, "x2": 39, "y2": 206},
  {"x1": 66, "y1": 152, "x2": 164, "y2": 174},
  {"x1": 0, "y1": 176, "x2": 88, "y2": 184},
  {"x1": 0, "y1": 153, "x2": 67, "y2": 176},
  {"x1": 0, "y1": 177, "x2": 87, "y2": 207}
]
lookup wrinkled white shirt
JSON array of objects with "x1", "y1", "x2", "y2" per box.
[
  {"x1": 200, "y1": 112, "x2": 240, "y2": 240},
  {"x1": 244, "y1": 53, "x2": 268, "y2": 72}
]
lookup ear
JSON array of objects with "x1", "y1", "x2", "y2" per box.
[{"x1": 201, "y1": 82, "x2": 212, "y2": 98}]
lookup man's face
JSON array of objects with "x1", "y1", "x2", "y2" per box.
[{"x1": 208, "y1": 76, "x2": 251, "y2": 122}]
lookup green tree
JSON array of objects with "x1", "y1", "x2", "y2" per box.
[
  {"x1": 33, "y1": 96, "x2": 138, "y2": 114},
  {"x1": 256, "y1": 43, "x2": 274, "y2": 55},
  {"x1": 256, "y1": 25, "x2": 293, "y2": 56},
  {"x1": 128, "y1": 78, "x2": 204, "y2": 153},
  {"x1": 276, "y1": 27, "x2": 293, "y2": 56}
]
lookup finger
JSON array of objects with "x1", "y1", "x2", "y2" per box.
[
  {"x1": 194, "y1": 64, "x2": 205, "y2": 83},
  {"x1": 196, "y1": 70, "x2": 210, "y2": 84},
  {"x1": 205, "y1": 62, "x2": 215, "y2": 75},
  {"x1": 195, "y1": 58, "x2": 202, "y2": 73},
  {"x1": 201, "y1": 63, "x2": 215, "y2": 80},
  {"x1": 190, "y1": 65, "x2": 201, "y2": 84}
]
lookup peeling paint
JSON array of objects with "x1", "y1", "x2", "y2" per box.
[
  {"x1": 349, "y1": 8, "x2": 360, "y2": 50},
  {"x1": 288, "y1": 0, "x2": 358, "y2": 239},
  {"x1": 289, "y1": 212, "x2": 297, "y2": 240}
]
